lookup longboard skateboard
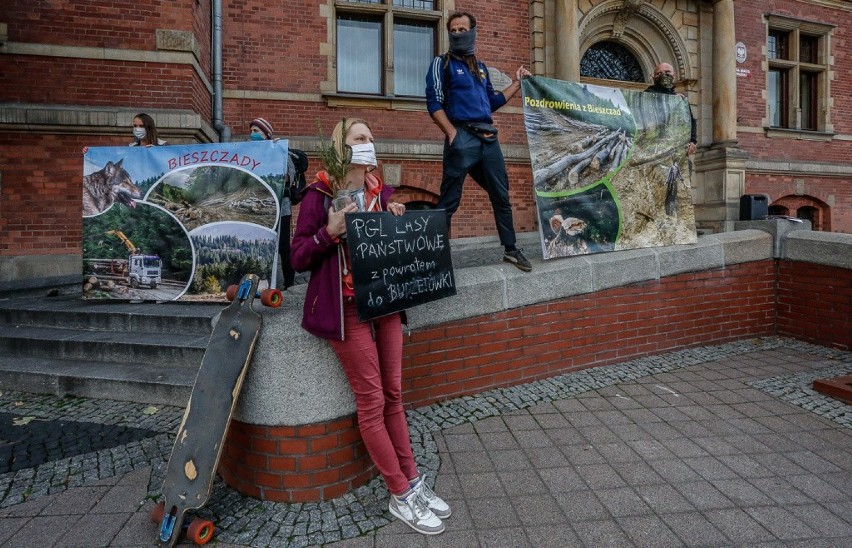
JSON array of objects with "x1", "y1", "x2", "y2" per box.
[{"x1": 153, "y1": 274, "x2": 281, "y2": 546}]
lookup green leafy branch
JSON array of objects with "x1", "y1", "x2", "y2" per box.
[{"x1": 315, "y1": 118, "x2": 352, "y2": 193}]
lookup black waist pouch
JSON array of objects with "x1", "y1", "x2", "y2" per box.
[{"x1": 462, "y1": 122, "x2": 499, "y2": 143}]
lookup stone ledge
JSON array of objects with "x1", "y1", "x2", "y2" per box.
[
  {"x1": 784, "y1": 231, "x2": 852, "y2": 269},
  {"x1": 0, "y1": 103, "x2": 217, "y2": 142},
  {"x1": 735, "y1": 218, "x2": 812, "y2": 258}
]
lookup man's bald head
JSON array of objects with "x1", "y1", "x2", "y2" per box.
[{"x1": 653, "y1": 63, "x2": 675, "y2": 78}]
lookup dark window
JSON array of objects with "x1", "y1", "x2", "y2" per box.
[
  {"x1": 800, "y1": 72, "x2": 817, "y2": 130},
  {"x1": 765, "y1": 18, "x2": 830, "y2": 133},
  {"x1": 580, "y1": 41, "x2": 645, "y2": 83},
  {"x1": 768, "y1": 30, "x2": 789, "y2": 60},
  {"x1": 768, "y1": 205, "x2": 789, "y2": 216},
  {"x1": 768, "y1": 69, "x2": 788, "y2": 127},
  {"x1": 800, "y1": 35, "x2": 818, "y2": 63},
  {"x1": 797, "y1": 206, "x2": 816, "y2": 225}
]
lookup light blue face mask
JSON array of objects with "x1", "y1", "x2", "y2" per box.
[{"x1": 250, "y1": 132, "x2": 265, "y2": 141}]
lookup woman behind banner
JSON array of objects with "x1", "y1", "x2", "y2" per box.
[
  {"x1": 290, "y1": 118, "x2": 451, "y2": 536},
  {"x1": 130, "y1": 113, "x2": 167, "y2": 147}
]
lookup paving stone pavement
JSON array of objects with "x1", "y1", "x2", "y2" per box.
[{"x1": 0, "y1": 336, "x2": 850, "y2": 547}]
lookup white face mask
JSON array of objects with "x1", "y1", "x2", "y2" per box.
[
  {"x1": 348, "y1": 142, "x2": 377, "y2": 168},
  {"x1": 133, "y1": 127, "x2": 147, "y2": 140}
]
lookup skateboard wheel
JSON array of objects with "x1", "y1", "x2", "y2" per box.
[
  {"x1": 260, "y1": 288, "x2": 283, "y2": 308},
  {"x1": 187, "y1": 519, "x2": 214, "y2": 545},
  {"x1": 225, "y1": 284, "x2": 239, "y2": 302},
  {"x1": 150, "y1": 501, "x2": 165, "y2": 523}
]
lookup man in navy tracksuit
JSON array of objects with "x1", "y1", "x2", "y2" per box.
[{"x1": 425, "y1": 10, "x2": 533, "y2": 272}]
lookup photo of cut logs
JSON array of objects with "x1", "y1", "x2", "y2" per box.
[{"x1": 526, "y1": 107, "x2": 633, "y2": 193}]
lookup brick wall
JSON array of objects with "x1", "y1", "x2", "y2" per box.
[
  {"x1": 777, "y1": 261, "x2": 852, "y2": 349},
  {"x1": 746, "y1": 173, "x2": 852, "y2": 232},
  {"x1": 219, "y1": 415, "x2": 376, "y2": 502},
  {"x1": 3, "y1": 0, "x2": 851, "y2": 276},
  {"x1": 400, "y1": 261, "x2": 778, "y2": 406},
  {"x1": 0, "y1": 0, "x2": 212, "y2": 260},
  {"x1": 735, "y1": 1, "x2": 851, "y2": 233},
  {"x1": 0, "y1": 134, "x2": 92, "y2": 254}
]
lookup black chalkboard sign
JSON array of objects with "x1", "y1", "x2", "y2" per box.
[{"x1": 344, "y1": 210, "x2": 456, "y2": 321}]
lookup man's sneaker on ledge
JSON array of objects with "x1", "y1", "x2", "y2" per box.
[
  {"x1": 388, "y1": 489, "x2": 445, "y2": 535},
  {"x1": 503, "y1": 248, "x2": 532, "y2": 272},
  {"x1": 411, "y1": 475, "x2": 452, "y2": 519}
]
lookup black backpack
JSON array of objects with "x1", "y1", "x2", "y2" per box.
[{"x1": 286, "y1": 148, "x2": 309, "y2": 205}]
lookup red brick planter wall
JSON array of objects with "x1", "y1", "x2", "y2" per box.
[
  {"x1": 401, "y1": 262, "x2": 778, "y2": 407},
  {"x1": 219, "y1": 415, "x2": 376, "y2": 502},
  {"x1": 777, "y1": 261, "x2": 852, "y2": 350},
  {"x1": 220, "y1": 261, "x2": 779, "y2": 501}
]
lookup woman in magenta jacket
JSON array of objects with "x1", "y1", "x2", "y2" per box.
[{"x1": 291, "y1": 118, "x2": 451, "y2": 535}]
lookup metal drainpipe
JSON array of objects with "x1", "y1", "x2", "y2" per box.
[{"x1": 211, "y1": 0, "x2": 231, "y2": 142}]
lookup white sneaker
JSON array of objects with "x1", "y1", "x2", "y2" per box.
[
  {"x1": 388, "y1": 489, "x2": 445, "y2": 535},
  {"x1": 411, "y1": 475, "x2": 452, "y2": 519}
]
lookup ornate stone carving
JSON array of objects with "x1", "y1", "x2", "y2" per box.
[{"x1": 612, "y1": 0, "x2": 646, "y2": 39}]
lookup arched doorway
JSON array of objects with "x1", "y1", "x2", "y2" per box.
[{"x1": 576, "y1": 0, "x2": 693, "y2": 90}]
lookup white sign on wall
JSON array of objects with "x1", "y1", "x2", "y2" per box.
[{"x1": 736, "y1": 42, "x2": 747, "y2": 64}]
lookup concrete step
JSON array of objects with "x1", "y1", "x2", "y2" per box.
[
  {"x1": 0, "y1": 325, "x2": 209, "y2": 368},
  {"x1": 0, "y1": 297, "x2": 221, "y2": 336},
  {"x1": 0, "y1": 356, "x2": 194, "y2": 406}
]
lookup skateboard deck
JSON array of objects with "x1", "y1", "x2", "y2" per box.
[{"x1": 156, "y1": 273, "x2": 267, "y2": 546}]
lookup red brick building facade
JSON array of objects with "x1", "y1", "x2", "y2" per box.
[{"x1": 0, "y1": 0, "x2": 849, "y2": 288}]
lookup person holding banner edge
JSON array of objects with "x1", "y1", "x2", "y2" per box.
[
  {"x1": 645, "y1": 63, "x2": 698, "y2": 156},
  {"x1": 248, "y1": 117, "x2": 296, "y2": 289},
  {"x1": 130, "y1": 113, "x2": 167, "y2": 147},
  {"x1": 425, "y1": 10, "x2": 533, "y2": 272},
  {"x1": 290, "y1": 118, "x2": 451, "y2": 536}
]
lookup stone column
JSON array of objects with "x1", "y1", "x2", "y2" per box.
[
  {"x1": 555, "y1": 0, "x2": 580, "y2": 81},
  {"x1": 712, "y1": 0, "x2": 737, "y2": 145}
]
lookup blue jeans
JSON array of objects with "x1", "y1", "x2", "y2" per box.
[{"x1": 436, "y1": 126, "x2": 517, "y2": 248}]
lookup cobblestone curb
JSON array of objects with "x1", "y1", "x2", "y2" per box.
[
  {"x1": 1, "y1": 336, "x2": 849, "y2": 546},
  {"x1": 749, "y1": 362, "x2": 852, "y2": 429}
]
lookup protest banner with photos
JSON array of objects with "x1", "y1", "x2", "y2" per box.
[
  {"x1": 522, "y1": 76, "x2": 697, "y2": 260},
  {"x1": 81, "y1": 140, "x2": 289, "y2": 301}
]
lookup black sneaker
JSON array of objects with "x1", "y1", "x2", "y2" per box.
[{"x1": 503, "y1": 248, "x2": 532, "y2": 272}]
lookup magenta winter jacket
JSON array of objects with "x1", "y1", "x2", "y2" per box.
[{"x1": 290, "y1": 172, "x2": 395, "y2": 340}]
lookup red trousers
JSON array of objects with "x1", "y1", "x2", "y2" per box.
[{"x1": 330, "y1": 302, "x2": 417, "y2": 495}]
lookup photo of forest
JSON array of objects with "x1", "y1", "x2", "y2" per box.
[{"x1": 187, "y1": 222, "x2": 277, "y2": 298}]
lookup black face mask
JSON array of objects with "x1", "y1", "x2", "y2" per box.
[
  {"x1": 654, "y1": 73, "x2": 675, "y2": 90},
  {"x1": 449, "y1": 27, "x2": 477, "y2": 56}
]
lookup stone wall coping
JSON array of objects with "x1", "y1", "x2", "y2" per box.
[
  {"x1": 236, "y1": 228, "x2": 784, "y2": 427},
  {"x1": 784, "y1": 230, "x2": 852, "y2": 269}
]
